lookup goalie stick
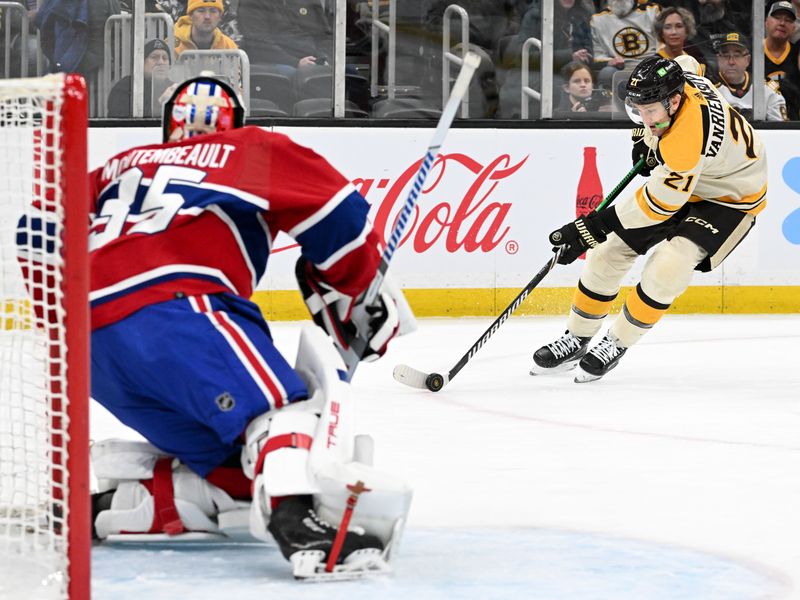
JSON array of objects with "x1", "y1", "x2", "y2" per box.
[
  {"x1": 392, "y1": 158, "x2": 646, "y2": 392},
  {"x1": 340, "y1": 51, "x2": 484, "y2": 380}
]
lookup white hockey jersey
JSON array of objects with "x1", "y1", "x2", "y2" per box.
[
  {"x1": 615, "y1": 71, "x2": 767, "y2": 230},
  {"x1": 590, "y1": 4, "x2": 660, "y2": 64},
  {"x1": 715, "y1": 74, "x2": 788, "y2": 122}
]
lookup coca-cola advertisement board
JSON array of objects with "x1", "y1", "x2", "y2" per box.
[
  {"x1": 268, "y1": 127, "x2": 711, "y2": 291},
  {"x1": 87, "y1": 127, "x2": 800, "y2": 305}
]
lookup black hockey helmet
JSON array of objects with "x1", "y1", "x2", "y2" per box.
[
  {"x1": 624, "y1": 56, "x2": 685, "y2": 107},
  {"x1": 162, "y1": 74, "x2": 245, "y2": 143}
]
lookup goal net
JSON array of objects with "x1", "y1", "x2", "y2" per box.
[{"x1": 0, "y1": 74, "x2": 90, "y2": 600}]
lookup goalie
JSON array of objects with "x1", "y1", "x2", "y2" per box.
[{"x1": 88, "y1": 76, "x2": 414, "y2": 578}]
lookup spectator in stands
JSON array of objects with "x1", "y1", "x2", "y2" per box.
[
  {"x1": 590, "y1": 0, "x2": 660, "y2": 88},
  {"x1": 659, "y1": 0, "x2": 748, "y2": 31},
  {"x1": 237, "y1": 0, "x2": 333, "y2": 69},
  {"x1": 36, "y1": 0, "x2": 120, "y2": 80},
  {"x1": 763, "y1": 0, "x2": 800, "y2": 119},
  {"x1": 155, "y1": 0, "x2": 240, "y2": 44},
  {"x1": 556, "y1": 61, "x2": 612, "y2": 114},
  {"x1": 497, "y1": 0, "x2": 592, "y2": 118},
  {"x1": 174, "y1": 0, "x2": 237, "y2": 56},
  {"x1": 0, "y1": 0, "x2": 45, "y2": 75},
  {"x1": 107, "y1": 38, "x2": 172, "y2": 117},
  {"x1": 507, "y1": 0, "x2": 593, "y2": 71},
  {"x1": 654, "y1": 6, "x2": 706, "y2": 72},
  {"x1": 714, "y1": 32, "x2": 788, "y2": 121},
  {"x1": 690, "y1": 0, "x2": 747, "y2": 76}
]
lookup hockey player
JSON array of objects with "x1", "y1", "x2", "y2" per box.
[
  {"x1": 86, "y1": 75, "x2": 413, "y2": 577},
  {"x1": 531, "y1": 55, "x2": 766, "y2": 382}
]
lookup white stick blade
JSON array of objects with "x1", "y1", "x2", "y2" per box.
[{"x1": 392, "y1": 364, "x2": 429, "y2": 389}]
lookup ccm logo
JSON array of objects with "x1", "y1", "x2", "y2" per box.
[{"x1": 685, "y1": 216, "x2": 719, "y2": 234}]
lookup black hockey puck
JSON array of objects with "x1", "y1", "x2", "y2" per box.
[{"x1": 425, "y1": 372, "x2": 444, "y2": 392}]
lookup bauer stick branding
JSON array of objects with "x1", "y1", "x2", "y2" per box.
[{"x1": 393, "y1": 158, "x2": 645, "y2": 392}]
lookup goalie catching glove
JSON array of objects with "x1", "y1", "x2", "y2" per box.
[{"x1": 296, "y1": 257, "x2": 405, "y2": 361}]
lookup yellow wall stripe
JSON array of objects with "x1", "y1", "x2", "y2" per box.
[
  {"x1": 4, "y1": 288, "x2": 796, "y2": 330},
  {"x1": 249, "y1": 286, "x2": 800, "y2": 321}
]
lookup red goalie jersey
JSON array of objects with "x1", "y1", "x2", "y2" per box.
[{"x1": 88, "y1": 126, "x2": 382, "y2": 329}]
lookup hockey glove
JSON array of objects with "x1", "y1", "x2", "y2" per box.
[
  {"x1": 631, "y1": 127, "x2": 658, "y2": 177},
  {"x1": 549, "y1": 210, "x2": 611, "y2": 265},
  {"x1": 295, "y1": 257, "x2": 400, "y2": 362}
]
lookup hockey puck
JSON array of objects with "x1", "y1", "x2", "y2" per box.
[{"x1": 425, "y1": 372, "x2": 445, "y2": 392}]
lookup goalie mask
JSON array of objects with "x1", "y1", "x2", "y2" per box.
[{"x1": 162, "y1": 76, "x2": 244, "y2": 142}]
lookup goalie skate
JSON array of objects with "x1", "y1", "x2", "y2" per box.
[
  {"x1": 291, "y1": 515, "x2": 405, "y2": 581},
  {"x1": 291, "y1": 547, "x2": 391, "y2": 581},
  {"x1": 268, "y1": 495, "x2": 393, "y2": 581}
]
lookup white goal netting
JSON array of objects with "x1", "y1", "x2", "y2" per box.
[{"x1": 0, "y1": 74, "x2": 75, "y2": 600}]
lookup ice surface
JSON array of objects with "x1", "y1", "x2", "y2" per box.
[{"x1": 90, "y1": 315, "x2": 800, "y2": 599}]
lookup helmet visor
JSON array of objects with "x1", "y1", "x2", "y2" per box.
[{"x1": 623, "y1": 97, "x2": 644, "y2": 125}]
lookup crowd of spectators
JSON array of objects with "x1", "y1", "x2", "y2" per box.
[{"x1": 2, "y1": 0, "x2": 799, "y2": 121}]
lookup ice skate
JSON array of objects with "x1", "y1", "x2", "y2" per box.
[
  {"x1": 530, "y1": 331, "x2": 591, "y2": 375},
  {"x1": 267, "y1": 495, "x2": 387, "y2": 580},
  {"x1": 574, "y1": 333, "x2": 627, "y2": 383}
]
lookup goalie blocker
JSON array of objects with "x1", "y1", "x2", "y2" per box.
[
  {"x1": 296, "y1": 256, "x2": 415, "y2": 364},
  {"x1": 92, "y1": 326, "x2": 413, "y2": 580}
]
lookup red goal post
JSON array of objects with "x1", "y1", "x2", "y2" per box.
[{"x1": 0, "y1": 73, "x2": 90, "y2": 599}]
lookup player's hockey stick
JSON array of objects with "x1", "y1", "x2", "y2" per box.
[
  {"x1": 392, "y1": 158, "x2": 645, "y2": 392},
  {"x1": 341, "y1": 51, "x2": 484, "y2": 380}
]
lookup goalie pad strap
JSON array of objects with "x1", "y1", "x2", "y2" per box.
[
  {"x1": 251, "y1": 433, "x2": 314, "y2": 495},
  {"x1": 149, "y1": 458, "x2": 186, "y2": 535},
  {"x1": 206, "y1": 465, "x2": 252, "y2": 501}
]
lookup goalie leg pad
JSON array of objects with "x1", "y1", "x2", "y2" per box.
[
  {"x1": 241, "y1": 394, "x2": 323, "y2": 542},
  {"x1": 295, "y1": 326, "x2": 413, "y2": 556},
  {"x1": 242, "y1": 326, "x2": 414, "y2": 566},
  {"x1": 313, "y1": 462, "x2": 413, "y2": 559},
  {"x1": 91, "y1": 439, "x2": 247, "y2": 540}
]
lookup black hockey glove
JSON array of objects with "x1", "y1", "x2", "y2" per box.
[
  {"x1": 295, "y1": 257, "x2": 400, "y2": 362},
  {"x1": 631, "y1": 127, "x2": 658, "y2": 177},
  {"x1": 549, "y1": 210, "x2": 611, "y2": 265}
]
